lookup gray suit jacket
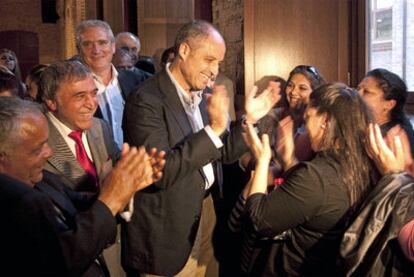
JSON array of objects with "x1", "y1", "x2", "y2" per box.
[{"x1": 44, "y1": 116, "x2": 119, "y2": 193}]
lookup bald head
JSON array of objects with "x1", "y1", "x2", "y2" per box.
[
  {"x1": 173, "y1": 20, "x2": 225, "y2": 57},
  {"x1": 0, "y1": 97, "x2": 52, "y2": 187},
  {"x1": 115, "y1": 32, "x2": 141, "y2": 63}
]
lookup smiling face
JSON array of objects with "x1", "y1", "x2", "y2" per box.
[
  {"x1": 0, "y1": 114, "x2": 53, "y2": 187},
  {"x1": 357, "y1": 76, "x2": 395, "y2": 124},
  {"x1": 304, "y1": 106, "x2": 327, "y2": 151},
  {"x1": 286, "y1": 73, "x2": 313, "y2": 110},
  {"x1": 175, "y1": 30, "x2": 226, "y2": 92},
  {"x1": 46, "y1": 76, "x2": 98, "y2": 131},
  {"x1": 79, "y1": 27, "x2": 115, "y2": 73}
]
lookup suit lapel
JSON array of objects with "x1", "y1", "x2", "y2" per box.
[
  {"x1": 117, "y1": 71, "x2": 128, "y2": 100},
  {"x1": 86, "y1": 119, "x2": 106, "y2": 181},
  {"x1": 46, "y1": 118, "x2": 88, "y2": 184},
  {"x1": 158, "y1": 70, "x2": 193, "y2": 136}
]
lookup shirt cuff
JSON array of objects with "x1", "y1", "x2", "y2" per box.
[{"x1": 204, "y1": 125, "x2": 224, "y2": 148}]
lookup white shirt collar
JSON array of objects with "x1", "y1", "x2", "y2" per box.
[
  {"x1": 92, "y1": 64, "x2": 119, "y2": 87},
  {"x1": 165, "y1": 63, "x2": 203, "y2": 107}
]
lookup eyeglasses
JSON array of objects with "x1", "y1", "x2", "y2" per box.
[
  {"x1": 295, "y1": 65, "x2": 320, "y2": 80},
  {"x1": 121, "y1": 46, "x2": 138, "y2": 53}
]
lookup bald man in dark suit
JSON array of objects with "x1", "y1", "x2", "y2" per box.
[
  {"x1": 122, "y1": 20, "x2": 279, "y2": 276},
  {"x1": 0, "y1": 97, "x2": 164, "y2": 276}
]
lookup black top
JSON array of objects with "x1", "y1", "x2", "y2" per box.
[{"x1": 246, "y1": 152, "x2": 351, "y2": 275}]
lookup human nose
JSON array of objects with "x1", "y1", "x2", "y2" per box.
[
  {"x1": 290, "y1": 85, "x2": 300, "y2": 96},
  {"x1": 91, "y1": 42, "x2": 103, "y2": 53},
  {"x1": 210, "y1": 61, "x2": 219, "y2": 78},
  {"x1": 85, "y1": 93, "x2": 98, "y2": 108}
]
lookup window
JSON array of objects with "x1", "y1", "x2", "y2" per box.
[
  {"x1": 374, "y1": 8, "x2": 392, "y2": 41},
  {"x1": 367, "y1": 0, "x2": 414, "y2": 90}
]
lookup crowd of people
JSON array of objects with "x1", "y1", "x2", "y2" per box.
[{"x1": 1, "y1": 18, "x2": 414, "y2": 277}]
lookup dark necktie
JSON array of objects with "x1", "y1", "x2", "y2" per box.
[{"x1": 68, "y1": 130, "x2": 98, "y2": 186}]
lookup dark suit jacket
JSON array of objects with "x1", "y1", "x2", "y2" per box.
[
  {"x1": 94, "y1": 68, "x2": 151, "y2": 119},
  {"x1": 44, "y1": 116, "x2": 119, "y2": 193},
  {"x1": 0, "y1": 173, "x2": 117, "y2": 276},
  {"x1": 0, "y1": 174, "x2": 66, "y2": 276},
  {"x1": 122, "y1": 69, "x2": 248, "y2": 275}
]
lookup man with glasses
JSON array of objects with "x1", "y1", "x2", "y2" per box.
[{"x1": 115, "y1": 32, "x2": 153, "y2": 78}]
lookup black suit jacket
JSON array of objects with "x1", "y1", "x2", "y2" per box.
[
  {"x1": 122, "y1": 69, "x2": 248, "y2": 275},
  {"x1": 0, "y1": 174, "x2": 67, "y2": 276},
  {"x1": 94, "y1": 69, "x2": 151, "y2": 119},
  {"x1": 0, "y1": 173, "x2": 117, "y2": 276}
]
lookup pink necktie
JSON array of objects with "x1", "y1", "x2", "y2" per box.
[{"x1": 68, "y1": 130, "x2": 98, "y2": 186}]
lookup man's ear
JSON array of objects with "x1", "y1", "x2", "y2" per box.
[
  {"x1": 178, "y1": 42, "x2": 191, "y2": 61},
  {"x1": 45, "y1": 99, "x2": 57, "y2": 112}
]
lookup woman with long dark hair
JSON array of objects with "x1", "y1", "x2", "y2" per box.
[{"x1": 243, "y1": 83, "x2": 374, "y2": 275}]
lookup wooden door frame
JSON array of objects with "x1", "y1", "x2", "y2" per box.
[{"x1": 244, "y1": 0, "x2": 354, "y2": 94}]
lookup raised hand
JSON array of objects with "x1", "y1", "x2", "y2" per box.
[
  {"x1": 367, "y1": 123, "x2": 404, "y2": 175},
  {"x1": 245, "y1": 81, "x2": 281, "y2": 124},
  {"x1": 244, "y1": 122, "x2": 272, "y2": 195},
  {"x1": 207, "y1": 85, "x2": 229, "y2": 136},
  {"x1": 245, "y1": 122, "x2": 272, "y2": 163}
]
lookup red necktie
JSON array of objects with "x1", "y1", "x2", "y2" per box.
[{"x1": 68, "y1": 130, "x2": 98, "y2": 186}]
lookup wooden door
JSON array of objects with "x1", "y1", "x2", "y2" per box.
[
  {"x1": 244, "y1": 0, "x2": 350, "y2": 93},
  {"x1": 137, "y1": 0, "x2": 194, "y2": 71}
]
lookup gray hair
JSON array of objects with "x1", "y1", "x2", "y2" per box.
[
  {"x1": 0, "y1": 97, "x2": 43, "y2": 155},
  {"x1": 76, "y1": 19, "x2": 115, "y2": 52},
  {"x1": 116, "y1": 32, "x2": 140, "y2": 45},
  {"x1": 40, "y1": 60, "x2": 91, "y2": 102},
  {"x1": 173, "y1": 20, "x2": 221, "y2": 55}
]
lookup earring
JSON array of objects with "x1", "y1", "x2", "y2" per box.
[{"x1": 321, "y1": 124, "x2": 326, "y2": 129}]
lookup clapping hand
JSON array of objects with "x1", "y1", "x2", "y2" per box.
[
  {"x1": 99, "y1": 143, "x2": 166, "y2": 216},
  {"x1": 148, "y1": 147, "x2": 166, "y2": 184},
  {"x1": 245, "y1": 122, "x2": 272, "y2": 164},
  {"x1": 244, "y1": 81, "x2": 281, "y2": 124},
  {"x1": 367, "y1": 123, "x2": 404, "y2": 175},
  {"x1": 207, "y1": 85, "x2": 230, "y2": 136}
]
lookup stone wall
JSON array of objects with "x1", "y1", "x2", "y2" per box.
[{"x1": 212, "y1": 0, "x2": 244, "y2": 97}]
